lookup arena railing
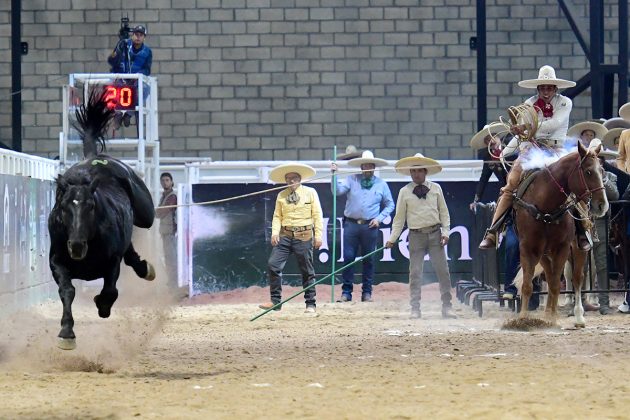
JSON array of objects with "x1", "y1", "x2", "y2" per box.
[{"x1": 0, "y1": 148, "x2": 59, "y2": 180}]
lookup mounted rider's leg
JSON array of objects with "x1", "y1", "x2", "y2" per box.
[
  {"x1": 479, "y1": 161, "x2": 522, "y2": 249},
  {"x1": 574, "y1": 202, "x2": 593, "y2": 251}
]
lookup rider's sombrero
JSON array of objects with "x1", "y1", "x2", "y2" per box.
[
  {"x1": 395, "y1": 153, "x2": 442, "y2": 176},
  {"x1": 603, "y1": 117, "x2": 630, "y2": 130},
  {"x1": 619, "y1": 102, "x2": 630, "y2": 122},
  {"x1": 469, "y1": 123, "x2": 505, "y2": 150},
  {"x1": 337, "y1": 145, "x2": 363, "y2": 160},
  {"x1": 347, "y1": 150, "x2": 388, "y2": 167},
  {"x1": 567, "y1": 121, "x2": 607, "y2": 141},
  {"x1": 602, "y1": 128, "x2": 625, "y2": 149},
  {"x1": 269, "y1": 163, "x2": 316, "y2": 184},
  {"x1": 517, "y1": 65, "x2": 576, "y2": 89}
]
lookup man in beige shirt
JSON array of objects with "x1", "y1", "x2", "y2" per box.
[
  {"x1": 260, "y1": 163, "x2": 323, "y2": 313},
  {"x1": 386, "y1": 153, "x2": 456, "y2": 319}
]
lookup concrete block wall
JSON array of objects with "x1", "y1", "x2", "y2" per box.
[{"x1": 0, "y1": 1, "x2": 623, "y2": 160}]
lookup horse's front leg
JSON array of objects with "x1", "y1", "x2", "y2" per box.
[
  {"x1": 540, "y1": 255, "x2": 564, "y2": 324},
  {"x1": 519, "y1": 263, "x2": 535, "y2": 319},
  {"x1": 94, "y1": 261, "x2": 121, "y2": 319},
  {"x1": 572, "y1": 246, "x2": 588, "y2": 328},
  {"x1": 50, "y1": 255, "x2": 76, "y2": 350}
]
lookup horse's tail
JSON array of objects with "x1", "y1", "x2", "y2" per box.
[
  {"x1": 72, "y1": 88, "x2": 115, "y2": 158},
  {"x1": 512, "y1": 263, "x2": 544, "y2": 293}
]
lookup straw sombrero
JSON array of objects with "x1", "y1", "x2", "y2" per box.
[
  {"x1": 347, "y1": 150, "x2": 388, "y2": 167},
  {"x1": 395, "y1": 153, "x2": 442, "y2": 176},
  {"x1": 567, "y1": 121, "x2": 607, "y2": 141},
  {"x1": 603, "y1": 117, "x2": 630, "y2": 130},
  {"x1": 469, "y1": 123, "x2": 505, "y2": 150},
  {"x1": 599, "y1": 148, "x2": 619, "y2": 160},
  {"x1": 518, "y1": 65, "x2": 576, "y2": 89},
  {"x1": 602, "y1": 128, "x2": 625, "y2": 150},
  {"x1": 337, "y1": 145, "x2": 363, "y2": 160},
  {"x1": 620, "y1": 103, "x2": 630, "y2": 122},
  {"x1": 268, "y1": 163, "x2": 316, "y2": 184}
]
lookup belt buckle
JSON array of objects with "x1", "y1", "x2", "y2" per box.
[{"x1": 357, "y1": 219, "x2": 366, "y2": 225}]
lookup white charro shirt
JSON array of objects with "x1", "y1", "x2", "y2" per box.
[
  {"x1": 389, "y1": 180, "x2": 451, "y2": 242},
  {"x1": 525, "y1": 93, "x2": 572, "y2": 141},
  {"x1": 503, "y1": 93, "x2": 573, "y2": 156}
]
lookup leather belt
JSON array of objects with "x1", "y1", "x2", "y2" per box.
[
  {"x1": 345, "y1": 217, "x2": 369, "y2": 225},
  {"x1": 535, "y1": 138, "x2": 563, "y2": 147},
  {"x1": 409, "y1": 224, "x2": 441, "y2": 234},
  {"x1": 282, "y1": 225, "x2": 313, "y2": 232}
]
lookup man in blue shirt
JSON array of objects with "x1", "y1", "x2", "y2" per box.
[
  {"x1": 108, "y1": 25, "x2": 152, "y2": 76},
  {"x1": 332, "y1": 151, "x2": 395, "y2": 302},
  {"x1": 108, "y1": 25, "x2": 152, "y2": 129}
]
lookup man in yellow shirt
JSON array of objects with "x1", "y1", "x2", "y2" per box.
[
  {"x1": 386, "y1": 153, "x2": 456, "y2": 319},
  {"x1": 617, "y1": 103, "x2": 630, "y2": 173},
  {"x1": 259, "y1": 163, "x2": 323, "y2": 313}
]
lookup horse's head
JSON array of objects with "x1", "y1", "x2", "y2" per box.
[
  {"x1": 57, "y1": 176, "x2": 100, "y2": 260},
  {"x1": 570, "y1": 141, "x2": 609, "y2": 218}
]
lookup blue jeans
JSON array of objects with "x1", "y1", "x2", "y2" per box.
[{"x1": 341, "y1": 220, "x2": 378, "y2": 298}]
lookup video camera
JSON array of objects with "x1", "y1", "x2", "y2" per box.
[{"x1": 118, "y1": 16, "x2": 132, "y2": 40}]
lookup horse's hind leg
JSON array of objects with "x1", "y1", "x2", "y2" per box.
[
  {"x1": 94, "y1": 264, "x2": 120, "y2": 318},
  {"x1": 124, "y1": 242, "x2": 155, "y2": 281},
  {"x1": 518, "y1": 262, "x2": 536, "y2": 319},
  {"x1": 50, "y1": 257, "x2": 76, "y2": 350}
]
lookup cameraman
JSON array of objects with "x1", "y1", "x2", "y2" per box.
[
  {"x1": 108, "y1": 24, "x2": 152, "y2": 128},
  {"x1": 108, "y1": 24, "x2": 152, "y2": 75}
]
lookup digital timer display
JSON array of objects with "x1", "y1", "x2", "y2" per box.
[{"x1": 104, "y1": 85, "x2": 136, "y2": 110}]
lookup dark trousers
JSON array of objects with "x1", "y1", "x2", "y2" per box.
[
  {"x1": 341, "y1": 220, "x2": 378, "y2": 297},
  {"x1": 267, "y1": 235, "x2": 316, "y2": 307}
]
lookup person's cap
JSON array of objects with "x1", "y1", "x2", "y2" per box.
[{"x1": 132, "y1": 25, "x2": 146, "y2": 35}]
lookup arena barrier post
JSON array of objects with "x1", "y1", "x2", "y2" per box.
[
  {"x1": 250, "y1": 243, "x2": 394, "y2": 321},
  {"x1": 331, "y1": 145, "x2": 337, "y2": 303}
]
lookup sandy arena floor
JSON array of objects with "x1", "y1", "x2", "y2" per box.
[{"x1": 1, "y1": 279, "x2": 630, "y2": 419}]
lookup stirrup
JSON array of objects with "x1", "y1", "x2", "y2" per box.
[{"x1": 578, "y1": 231, "x2": 593, "y2": 251}]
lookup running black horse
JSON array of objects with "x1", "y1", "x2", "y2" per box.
[{"x1": 48, "y1": 89, "x2": 156, "y2": 350}]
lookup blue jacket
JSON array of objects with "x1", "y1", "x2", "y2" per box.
[{"x1": 108, "y1": 40, "x2": 152, "y2": 76}]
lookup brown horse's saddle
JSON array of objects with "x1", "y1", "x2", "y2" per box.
[{"x1": 514, "y1": 169, "x2": 540, "y2": 200}]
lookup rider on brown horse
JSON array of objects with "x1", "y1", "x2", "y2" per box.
[{"x1": 478, "y1": 65, "x2": 592, "y2": 251}]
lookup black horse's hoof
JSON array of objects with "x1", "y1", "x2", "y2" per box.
[
  {"x1": 143, "y1": 261, "x2": 156, "y2": 281},
  {"x1": 57, "y1": 337, "x2": 76, "y2": 350},
  {"x1": 94, "y1": 295, "x2": 112, "y2": 318}
]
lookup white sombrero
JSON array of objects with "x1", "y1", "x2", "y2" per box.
[
  {"x1": 518, "y1": 65, "x2": 576, "y2": 89},
  {"x1": 395, "y1": 153, "x2": 442, "y2": 176},
  {"x1": 268, "y1": 163, "x2": 316, "y2": 184},
  {"x1": 567, "y1": 121, "x2": 607, "y2": 141},
  {"x1": 347, "y1": 150, "x2": 388, "y2": 167},
  {"x1": 337, "y1": 145, "x2": 363, "y2": 160},
  {"x1": 619, "y1": 103, "x2": 630, "y2": 122},
  {"x1": 469, "y1": 122, "x2": 505, "y2": 150},
  {"x1": 603, "y1": 117, "x2": 630, "y2": 130},
  {"x1": 602, "y1": 128, "x2": 625, "y2": 149},
  {"x1": 600, "y1": 148, "x2": 619, "y2": 160}
]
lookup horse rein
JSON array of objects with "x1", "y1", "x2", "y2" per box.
[{"x1": 546, "y1": 152, "x2": 604, "y2": 209}]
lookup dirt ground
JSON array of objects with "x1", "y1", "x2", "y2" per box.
[{"x1": 1, "y1": 279, "x2": 630, "y2": 420}]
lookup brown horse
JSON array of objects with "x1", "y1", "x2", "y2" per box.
[{"x1": 513, "y1": 141, "x2": 608, "y2": 327}]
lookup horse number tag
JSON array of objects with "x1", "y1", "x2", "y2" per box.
[{"x1": 92, "y1": 159, "x2": 109, "y2": 166}]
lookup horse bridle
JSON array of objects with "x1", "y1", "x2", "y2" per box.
[{"x1": 546, "y1": 152, "x2": 604, "y2": 208}]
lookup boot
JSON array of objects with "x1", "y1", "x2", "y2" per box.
[
  {"x1": 574, "y1": 214, "x2": 592, "y2": 251},
  {"x1": 442, "y1": 306, "x2": 458, "y2": 319},
  {"x1": 479, "y1": 193, "x2": 514, "y2": 249}
]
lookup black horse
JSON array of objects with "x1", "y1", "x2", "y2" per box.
[{"x1": 48, "y1": 89, "x2": 156, "y2": 350}]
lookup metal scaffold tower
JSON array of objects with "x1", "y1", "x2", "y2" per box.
[{"x1": 59, "y1": 73, "x2": 160, "y2": 201}]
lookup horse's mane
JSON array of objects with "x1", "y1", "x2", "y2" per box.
[{"x1": 72, "y1": 88, "x2": 115, "y2": 159}]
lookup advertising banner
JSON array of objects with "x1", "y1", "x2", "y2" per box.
[
  {"x1": 190, "y1": 180, "x2": 500, "y2": 294},
  {"x1": 0, "y1": 174, "x2": 56, "y2": 314}
]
